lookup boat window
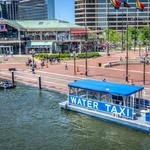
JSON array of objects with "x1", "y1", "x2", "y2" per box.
[
  {"x1": 140, "y1": 99, "x2": 145, "y2": 109},
  {"x1": 77, "y1": 88, "x2": 87, "y2": 98},
  {"x1": 69, "y1": 87, "x2": 77, "y2": 95},
  {"x1": 88, "y1": 91, "x2": 100, "y2": 100},
  {"x1": 100, "y1": 92, "x2": 111, "y2": 102},
  {"x1": 112, "y1": 95, "x2": 123, "y2": 105}
]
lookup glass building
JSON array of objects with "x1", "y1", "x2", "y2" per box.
[
  {"x1": 18, "y1": 0, "x2": 55, "y2": 20},
  {"x1": 0, "y1": 0, "x2": 19, "y2": 20},
  {"x1": 75, "y1": 0, "x2": 150, "y2": 32}
]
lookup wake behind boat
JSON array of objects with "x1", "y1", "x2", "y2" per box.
[
  {"x1": 0, "y1": 80, "x2": 16, "y2": 90},
  {"x1": 60, "y1": 79, "x2": 150, "y2": 134}
]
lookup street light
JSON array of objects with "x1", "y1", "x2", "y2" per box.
[
  {"x1": 143, "y1": 56, "x2": 146, "y2": 85},
  {"x1": 84, "y1": 27, "x2": 88, "y2": 76},
  {"x1": 85, "y1": 41, "x2": 88, "y2": 76},
  {"x1": 72, "y1": 51, "x2": 77, "y2": 75},
  {"x1": 125, "y1": 21, "x2": 129, "y2": 83},
  {"x1": 31, "y1": 49, "x2": 35, "y2": 74},
  {"x1": 142, "y1": 55, "x2": 149, "y2": 85},
  {"x1": 107, "y1": 0, "x2": 110, "y2": 56},
  {"x1": 31, "y1": 49, "x2": 35, "y2": 64},
  {"x1": 138, "y1": 41, "x2": 142, "y2": 56}
]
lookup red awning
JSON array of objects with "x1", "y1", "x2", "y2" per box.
[{"x1": 70, "y1": 29, "x2": 87, "y2": 34}]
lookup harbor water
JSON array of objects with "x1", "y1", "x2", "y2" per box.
[{"x1": 0, "y1": 84, "x2": 150, "y2": 150}]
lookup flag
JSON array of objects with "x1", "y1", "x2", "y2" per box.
[
  {"x1": 123, "y1": 1, "x2": 130, "y2": 8},
  {"x1": 136, "y1": 0, "x2": 144, "y2": 11},
  {"x1": 110, "y1": 0, "x2": 121, "y2": 9}
]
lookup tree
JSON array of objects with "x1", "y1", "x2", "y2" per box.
[
  {"x1": 104, "y1": 29, "x2": 121, "y2": 50},
  {"x1": 137, "y1": 26, "x2": 148, "y2": 44}
]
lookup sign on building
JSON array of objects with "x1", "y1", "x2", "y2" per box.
[{"x1": 0, "y1": 25, "x2": 7, "y2": 32}]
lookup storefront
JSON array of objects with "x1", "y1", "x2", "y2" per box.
[{"x1": 0, "y1": 19, "x2": 86, "y2": 54}]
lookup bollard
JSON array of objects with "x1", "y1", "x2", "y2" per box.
[
  {"x1": 11, "y1": 71, "x2": 15, "y2": 86},
  {"x1": 38, "y1": 76, "x2": 42, "y2": 90}
]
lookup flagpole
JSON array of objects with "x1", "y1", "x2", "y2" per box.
[
  {"x1": 136, "y1": 9, "x2": 139, "y2": 53},
  {"x1": 137, "y1": 9, "x2": 139, "y2": 50},
  {"x1": 148, "y1": 0, "x2": 150, "y2": 52},
  {"x1": 134, "y1": 8, "x2": 137, "y2": 52},
  {"x1": 107, "y1": 0, "x2": 110, "y2": 56},
  {"x1": 116, "y1": 9, "x2": 117, "y2": 31},
  {"x1": 125, "y1": 6, "x2": 129, "y2": 83},
  {"x1": 84, "y1": 0, "x2": 88, "y2": 76},
  {"x1": 121, "y1": 7, "x2": 124, "y2": 52}
]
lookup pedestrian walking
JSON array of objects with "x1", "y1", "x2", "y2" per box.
[
  {"x1": 10, "y1": 51, "x2": 13, "y2": 57},
  {"x1": 120, "y1": 57, "x2": 123, "y2": 62},
  {"x1": 65, "y1": 62, "x2": 68, "y2": 70},
  {"x1": 40, "y1": 59, "x2": 45, "y2": 69},
  {"x1": 31, "y1": 65, "x2": 35, "y2": 74},
  {"x1": 46, "y1": 62, "x2": 48, "y2": 68}
]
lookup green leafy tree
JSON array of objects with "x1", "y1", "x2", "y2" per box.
[
  {"x1": 103, "y1": 29, "x2": 121, "y2": 50},
  {"x1": 137, "y1": 26, "x2": 148, "y2": 44}
]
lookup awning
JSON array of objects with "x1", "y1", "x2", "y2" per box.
[
  {"x1": 27, "y1": 41, "x2": 53, "y2": 47},
  {"x1": 70, "y1": 29, "x2": 87, "y2": 34}
]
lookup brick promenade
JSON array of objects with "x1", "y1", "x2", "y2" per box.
[{"x1": 0, "y1": 51, "x2": 150, "y2": 98}]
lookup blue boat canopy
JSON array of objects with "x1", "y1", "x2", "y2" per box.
[{"x1": 68, "y1": 80, "x2": 144, "y2": 96}]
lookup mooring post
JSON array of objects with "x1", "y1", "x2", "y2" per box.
[
  {"x1": 11, "y1": 71, "x2": 15, "y2": 86},
  {"x1": 38, "y1": 76, "x2": 42, "y2": 90}
]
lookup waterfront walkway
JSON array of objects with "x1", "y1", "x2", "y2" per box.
[{"x1": 0, "y1": 51, "x2": 150, "y2": 98}]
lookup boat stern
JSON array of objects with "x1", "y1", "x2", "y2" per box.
[{"x1": 59, "y1": 101, "x2": 68, "y2": 110}]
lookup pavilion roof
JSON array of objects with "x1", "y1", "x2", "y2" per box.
[{"x1": 0, "y1": 19, "x2": 85, "y2": 31}]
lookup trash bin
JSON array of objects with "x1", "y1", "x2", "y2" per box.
[
  {"x1": 98, "y1": 63, "x2": 101, "y2": 67},
  {"x1": 8, "y1": 68, "x2": 16, "y2": 71}
]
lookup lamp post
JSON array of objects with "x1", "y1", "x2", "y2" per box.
[
  {"x1": 148, "y1": 0, "x2": 150, "y2": 52},
  {"x1": 59, "y1": 51, "x2": 61, "y2": 62},
  {"x1": 143, "y1": 56, "x2": 146, "y2": 85},
  {"x1": 142, "y1": 47, "x2": 149, "y2": 85},
  {"x1": 84, "y1": 40, "x2": 88, "y2": 76},
  {"x1": 31, "y1": 49, "x2": 35, "y2": 74},
  {"x1": 31, "y1": 49, "x2": 35, "y2": 64},
  {"x1": 138, "y1": 41, "x2": 142, "y2": 56},
  {"x1": 84, "y1": 26, "x2": 88, "y2": 76},
  {"x1": 107, "y1": 0, "x2": 110, "y2": 56},
  {"x1": 84, "y1": 0, "x2": 88, "y2": 77},
  {"x1": 73, "y1": 51, "x2": 76, "y2": 75},
  {"x1": 125, "y1": 19, "x2": 129, "y2": 83}
]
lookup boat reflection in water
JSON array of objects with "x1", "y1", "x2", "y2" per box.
[{"x1": 60, "y1": 79, "x2": 150, "y2": 133}]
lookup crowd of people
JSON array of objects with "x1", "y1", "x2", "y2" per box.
[{"x1": 26, "y1": 57, "x2": 67, "y2": 74}]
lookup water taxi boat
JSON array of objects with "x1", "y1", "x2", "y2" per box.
[{"x1": 59, "y1": 79, "x2": 150, "y2": 133}]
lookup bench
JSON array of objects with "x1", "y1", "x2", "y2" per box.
[
  {"x1": 102, "y1": 59, "x2": 141, "y2": 68},
  {"x1": 102, "y1": 61, "x2": 120, "y2": 68}
]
